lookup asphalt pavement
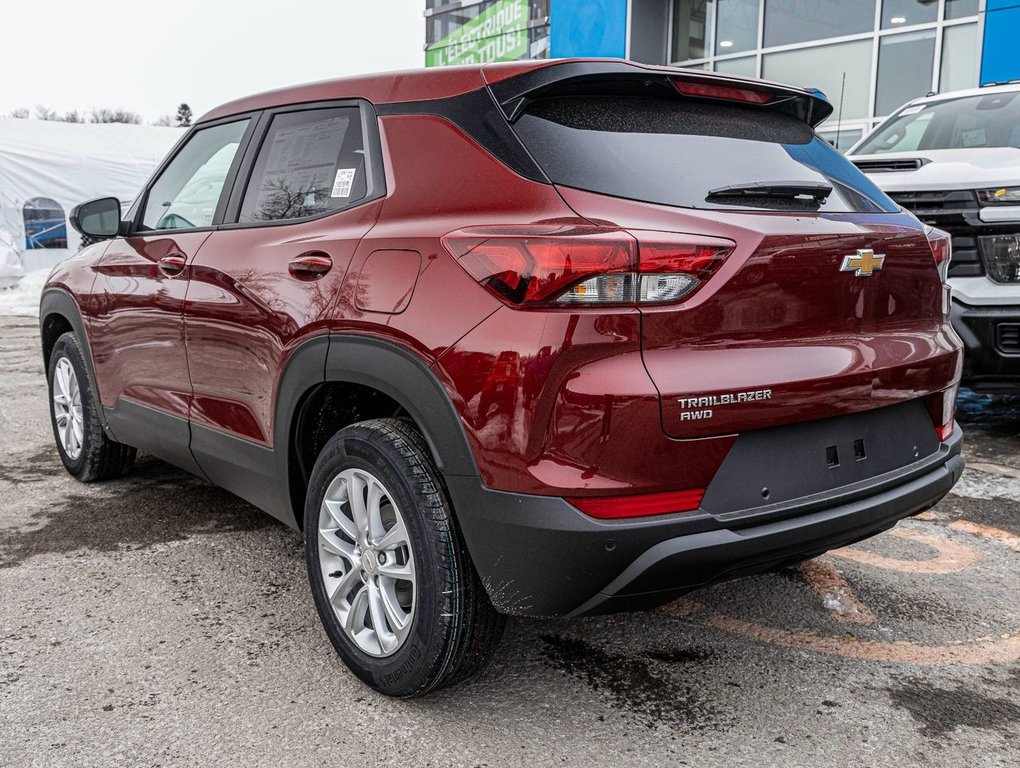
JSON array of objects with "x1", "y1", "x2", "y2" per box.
[{"x1": 1, "y1": 315, "x2": 1018, "y2": 767}]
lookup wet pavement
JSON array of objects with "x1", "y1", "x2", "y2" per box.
[{"x1": 1, "y1": 316, "x2": 1018, "y2": 767}]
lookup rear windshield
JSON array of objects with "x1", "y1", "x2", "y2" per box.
[
  {"x1": 855, "y1": 91, "x2": 1020, "y2": 154},
  {"x1": 512, "y1": 96, "x2": 897, "y2": 214}
]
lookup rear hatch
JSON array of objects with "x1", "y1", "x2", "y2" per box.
[{"x1": 503, "y1": 67, "x2": 959, "y2": 440}]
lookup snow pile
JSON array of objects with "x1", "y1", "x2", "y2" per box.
[{"x1": 0, "y1": 269, "x2": 49, "y2": 317}]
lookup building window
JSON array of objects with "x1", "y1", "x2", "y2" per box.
[
  {"x1": 715, "y1": 0, "x2": 758, "y2": 54},
  {"x1": 876, "y1": 29, "x2": 936, "y2": 117},
  {"x1": 763, "y1": 39, "x2": 874, "y2": 120},
  {"x1": 940, "y1": 23, "x2": 978, "y2": 93},
  {"x1": 713, "y1": 55, "x2": 756, "y2": 77},
  {"x1": 817, "y1": 127, "x2": 865, "y2": 153},
  {"x1": 945, "y1": 0, "x2": 979, "y2": 20},
  {"x1": 881, "y1": 0, "x2": 938, "y2": 30},
  {"x1": 23, "y1": 197, "x2": 67, "y2": 250},
  {"x1": 671, "y1": 0, "x2": 712, "y2": 62},
  {"x1": 762, "y1": 0, "x2": 874, "y2": 48}
]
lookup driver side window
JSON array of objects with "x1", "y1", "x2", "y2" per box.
[{"x1": 141, "y1": 119, "x2": 250, "y2": 231}]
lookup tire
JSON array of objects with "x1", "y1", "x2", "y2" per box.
[
  {"x1": 47, "y1": 332, "x2": 136, "y2": 482},
  {"x1": 304, "y1": 417, "x2": 505, "y2": 697}
]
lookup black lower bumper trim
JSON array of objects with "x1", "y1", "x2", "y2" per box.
[
  {"x1": 446, "y1": 427, "x2": 963, "y2": 619},
  {"x1": 568, "y1": 448, "x2": 964, "y2": 617}
]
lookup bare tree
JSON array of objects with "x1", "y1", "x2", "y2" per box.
[
  {"x1": 35, "y1": 105, "x2": 60, "y2": 121},
  {"x1": 8, "y1": 108, "x2": 29, "y2": 119},
  {"x1": 152, "y1": 115, "x2": 175, "y2": 127},
  {"x1": 63, "y1": 110, "x2": 84, "y2": 123},
  {"x1": 89, "y1": 108, "x2": 142, "y2": 125}
]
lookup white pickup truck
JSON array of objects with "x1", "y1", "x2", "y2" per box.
[{"x1": 847, "y1": 83, "x2": 1020, "y2": 392}]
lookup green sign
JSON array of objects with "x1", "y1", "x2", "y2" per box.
[{"x1": 426, "y1": 0, "x2": 529, "y2": 67}]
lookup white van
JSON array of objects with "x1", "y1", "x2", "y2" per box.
[{"x1": 847, "y1": 83, "x2": 1020, "y2": 392}]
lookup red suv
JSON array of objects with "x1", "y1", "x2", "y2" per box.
[{"x1": 42, "y1": 60, "x2": 964, "y2": 697}]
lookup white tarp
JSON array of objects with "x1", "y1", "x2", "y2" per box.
[{"x1": 0, "y1": 117, "x2": 184, "y2": 277}]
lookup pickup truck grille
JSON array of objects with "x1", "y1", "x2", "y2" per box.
[{"x1": 886, "y1": 190, "x2": 984, "y2": 278}]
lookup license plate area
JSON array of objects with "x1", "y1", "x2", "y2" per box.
[{"x1": 700, "y1": 399, "x2": 939, "y2": 516}]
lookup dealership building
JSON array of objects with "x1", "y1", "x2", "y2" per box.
[{"x1": 425, "y1": 0, "x2": 1018, "y2": 149}]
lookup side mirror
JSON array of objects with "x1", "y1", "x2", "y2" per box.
[{"x1": 69, "y1": 197, "x2": 122, "y2": 239}]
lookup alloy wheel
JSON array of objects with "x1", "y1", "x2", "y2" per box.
[{"x1": 317, "y1": 467, "x2": 416, "y2": 657}]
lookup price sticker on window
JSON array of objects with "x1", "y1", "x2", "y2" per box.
[{"x1": 331, "y1": 168, "x2": 357, "y2": 198}]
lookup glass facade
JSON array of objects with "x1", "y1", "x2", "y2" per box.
[
  {"x1": 423, "y1": 0, "x2": 982, "y2": 151},
  {"x1": 667, "y1": 0, "x2": 980, "y2": 149}
]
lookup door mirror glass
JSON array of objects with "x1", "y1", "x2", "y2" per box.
[{"x1": 69, "y1": 197, "x2": 122, "y2": 239}]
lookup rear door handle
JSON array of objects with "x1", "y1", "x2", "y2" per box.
[
  {"x1": 157, "y1": 253, "x2": 187, "y2": 277},
  {"x1": 288, "y1": 251, "x2": 333, "y2": 280}
]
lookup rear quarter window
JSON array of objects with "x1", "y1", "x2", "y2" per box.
[{"x1": 512, "y1": 96, "x2": 897, "y2": 214}]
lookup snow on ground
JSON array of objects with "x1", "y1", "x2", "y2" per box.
[{"x1": 0, "y1": 270, "x2": 49, "y2": 317}]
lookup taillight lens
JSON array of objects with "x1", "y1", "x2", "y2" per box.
[
  {"x1": 925, "y1": 226, "x2": 952, "y2": 283},
  {"x1": 674, "y1": 80, "x2": 774, "y2": 105},
  {"x1": 567, "y1": 488, "x2": 705, "y2": 520},
  {"x1": 443, "y1": 225, "x2": 733, "y2": 308}
]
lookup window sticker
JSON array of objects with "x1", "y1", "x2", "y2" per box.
[{"x1": 331, "y1": 168, "x2": 357, "y2": 198}]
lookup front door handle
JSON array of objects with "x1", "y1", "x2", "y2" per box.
[
  {"x1": 157, "y1": 253, "x2": 187, "y2": 277},
  {"x1": 288, "y1": 251, "x2": 333, "y2": 281}
]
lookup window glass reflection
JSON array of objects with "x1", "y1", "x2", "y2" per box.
[
  {"x1": 716, "y1": 0, "x2": 759, "y2": 55},
  {"x1": 940, "y1": 23, "x2": 978, "y2": 93},
  {"x1": 764, "y1": 0, "x2": 875, "y2": 47},
  {"x1": 763, "y1": 39, "x2": 874, "y2": 120},
  {"x1": 876, "y1": 30, "x2": 936, "y2": 116}
]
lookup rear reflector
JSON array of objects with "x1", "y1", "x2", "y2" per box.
[
  {"x1": 674, "y1": 80, "x2": 774, "y2": 105},
  {"x1": 936, "y1": 419, "x2": 955, "y2": 442},
  {"x1": 567, "y1": 488, "x2": 705, "y2": 520}
]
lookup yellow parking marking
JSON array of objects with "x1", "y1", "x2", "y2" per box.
[
  {"x1": 947, "y1": 520, "x2": 1020, "y2": 553},
  {"x1": 831, "y1": 528, "x2": 980, "y2": 574},
  {"x1": 705, "y1": 617, "x2": 1020, "y2": 665}
]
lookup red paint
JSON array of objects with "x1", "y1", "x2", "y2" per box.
[
  {"x1": 355, "y1": 250, "x2": 422, "y2": 314},
  {"x1": 50, "y1": 60, "x2": 962, "y2": 508}
]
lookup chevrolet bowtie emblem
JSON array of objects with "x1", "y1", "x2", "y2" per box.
[{"x1": 840, "y1": 248, "x2": 886, "y2": 277}]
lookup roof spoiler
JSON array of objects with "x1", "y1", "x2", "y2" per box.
[{"x1": 486, "y1": 60, "x2": 834, "y2": 128}]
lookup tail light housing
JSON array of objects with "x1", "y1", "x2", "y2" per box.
[
  {"x1": 442, "y1": 225, "x2": 733, "y2": 308},
  {"x1": 925, "y1": 225, "x2": 952, "y2": 283},
  {"x1": 925, "y1": 225, "x2": 952, "y2": 318}
]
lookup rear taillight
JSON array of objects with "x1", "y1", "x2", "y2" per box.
[
  {"x1": 936, "y1": 419, "x2": 955, "y2": 442},
  {"x1": 443, "y1": 225, "x2": 733, "y2": 308},
  {"x1": 925, "y1": 226, "x2": 952, "y2": 283},
  {"x1": 567, "y1": 488, "x2": 705, "y2": 520}
]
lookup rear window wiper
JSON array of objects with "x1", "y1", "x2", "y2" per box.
[{"x1": 706, "y1": 181, "x2": 832, "y2": 202}]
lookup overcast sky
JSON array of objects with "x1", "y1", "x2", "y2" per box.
[{"x1": 1, "y1": 0, "x2": 425, "y2": 123}]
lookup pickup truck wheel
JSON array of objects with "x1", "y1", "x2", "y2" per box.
[
  {"x1": 304, "y1": 418, "x2": 505, "y2": 697},
  {"x1": 47, "y1": 332, "x2": 136, "y2": 482}
]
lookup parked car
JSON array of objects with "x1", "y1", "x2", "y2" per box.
[
  {"x1": 847, "y1": 83, "x2": 1020, "y2": 392},
  {"x1": 42, "y1": 60, "x2": 963, "y2": 697}
]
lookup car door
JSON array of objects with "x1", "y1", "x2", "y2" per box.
[
  {"x1": 90, "y1": 117, "x2": 255, "y2": 473},
  {"x1": 182, "y1": 102, "x2": 386, "y2": 513}
]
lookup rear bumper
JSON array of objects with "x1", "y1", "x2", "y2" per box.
[
  {"x1": 448, "y1": 427, "x2": 963, "y2": 618},
  {"x1": 951, "y1": 300, "x2": 1020, "y2": 391}
]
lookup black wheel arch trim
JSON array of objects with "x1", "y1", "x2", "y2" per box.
[
  {"x1": 272, "y1": 333, "x2": 482, "y2": 529},
  {"x1": 39, "y1": 288, "x2": 116, "y2": 439}
]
